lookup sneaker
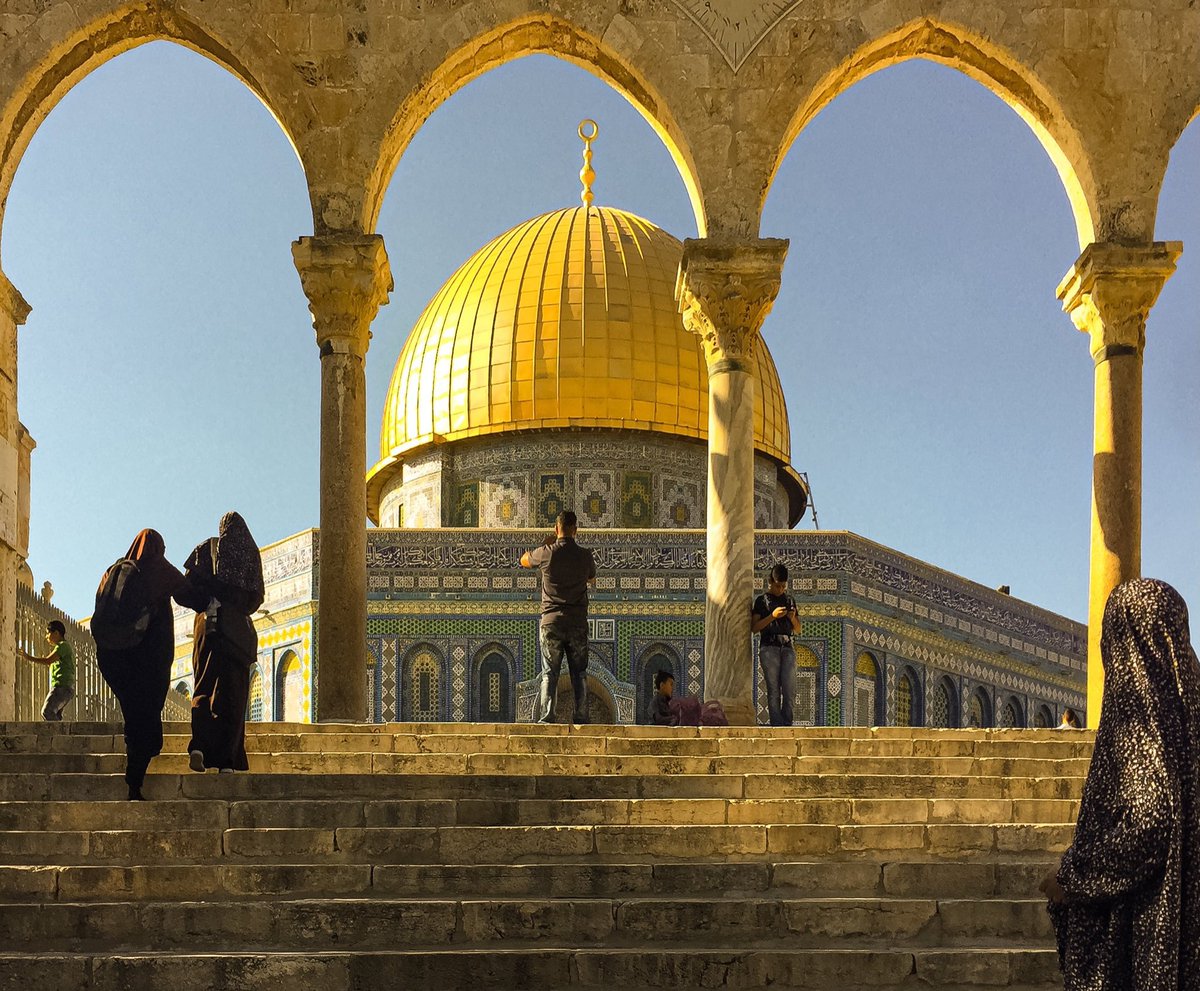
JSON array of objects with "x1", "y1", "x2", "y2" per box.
[
  {"x1": 218, "y1": 767, "x2": 236, "y2": 774},
  {"x1": 188, "y1": 751, "x2": 205, "y2": 773}
]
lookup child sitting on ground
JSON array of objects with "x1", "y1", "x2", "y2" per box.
[{"x1": 649, "y1": 669, "x2": 679, "y2": 726}]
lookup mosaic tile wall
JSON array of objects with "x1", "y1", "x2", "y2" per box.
[{"x1": 256, "y1": 526, "x2": 1086, "y2": 726}]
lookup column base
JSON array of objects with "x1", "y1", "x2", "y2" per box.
[{"x1": 715, "y1": 700, "x2": 756, "y2": 727}]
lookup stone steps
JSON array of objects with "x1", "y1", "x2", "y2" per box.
[
  {"x1": 0, "y1": 822, "x2": 1074, "y2": 865},
  {"x1": 0, "y1": 772, "x2": 1084, "y2": 803},
  {"x1": 5, "y1": 894, "x2": 1055, "y2": 949},
  {"x1": 0, "y1": 859, "x2": 1058, "y2": 902},
  {"x1": 0, "y1": 723, "x2": 1076, "y2": 989},
  {"x1": 0, "y1": 797, "x2": 1081, "y2": 830},
  {"x1": 0, "y1": 948, "x2": 1064, "y2": 991}
]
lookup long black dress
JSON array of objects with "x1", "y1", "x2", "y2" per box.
[
  {"x1": 1049, "y1": 578, "x2": 1200, "y2": 990},
  {"x1": 176, "y1": 513, "x2": 264, "y2": 772},
  {"x1": 95, "y1": 529, "x2": 184, "y2": 799}
]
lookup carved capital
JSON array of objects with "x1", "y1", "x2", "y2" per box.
[
  {"x1": 292, "y1": 234, "x2": 393, "y2": 357},
  {"x1": 676, "y1": 237, "x2": 788, "y2": 372},
  {"x1": 0, "y1": 271, "x2": 31, "y2": 328},
  {"x1": 1057, "y1": 242, "x2": 1182, "y2": 364}
]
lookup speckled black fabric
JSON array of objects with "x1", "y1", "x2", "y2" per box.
[{"x1": 1050, "y1": 578, "x2": 1200, "y2": 990}]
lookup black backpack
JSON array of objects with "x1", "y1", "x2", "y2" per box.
[{"x1": 91, "y1": 558, "x2": 151, "y2": 651}]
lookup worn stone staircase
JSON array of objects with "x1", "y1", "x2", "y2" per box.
[{"x1": 0, "y1": 723, "x2": 1089, "y2": 990}]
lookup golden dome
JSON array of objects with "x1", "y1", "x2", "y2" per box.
[{"x1": 369, "y1": 205, "x2": 793, "y2": 519}]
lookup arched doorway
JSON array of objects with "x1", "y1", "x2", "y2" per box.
[
  {"x1": 793, "y1": 645, "x2": 820, "y2": 726},
  {"x1": 551, "y1": 673, "x2": 616, "y2": 725},
  {"x1": 472, "y1": 647, "x2": 514, "y2": 723},
  {"x1": 1034, "y1": 704, "x2": 1053, "y2": 729},
  {"x1": 853, "y1": 652, "x2": 880, "y2": 727},
  {"x1": 401, "y1": 645, "x2": 444, "y2": 722},
  {"x1": 275, "y1": 650, "x2": 304, "y2": 722}
]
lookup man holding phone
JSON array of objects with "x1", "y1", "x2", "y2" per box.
[{"x1": 751, "y1": 563, "x2": 801, "y2": 726}]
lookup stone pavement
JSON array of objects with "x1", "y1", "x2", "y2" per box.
[{"x1": 0, "y1": 723, "x2": 1088, "y2": 990}]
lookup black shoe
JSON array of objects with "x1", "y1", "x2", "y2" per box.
[{"x1": 127, "y1": 788, "x2": 145, "y2": 802}]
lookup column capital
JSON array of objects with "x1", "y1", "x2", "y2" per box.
[
  {"x1": 676, "y1": 237, "x2": 788, "y2": 372},
  {"x1": 292, "y1": 234, "x2": 393, "y2": 357},
  {"x1": 1057, "y1": 241, "x2": 1182, "y2": 362},
  {"x1": 0, "y1": 271, "x2": 31, "y2": 328}
]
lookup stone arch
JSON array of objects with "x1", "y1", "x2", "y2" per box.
[
  {"x1": 470, "y1": 643, "x2": 515, "y2": 723},
  {"x1": 1033, "y1": 703, "x2": 1054, "y2": 730},
  {"x1": 998, "y1": 694, "x2": 1026, "y2": 729},
  {"x1": 634, "y1": 643, "x2": 682, "y2": 724},
  {"x1": 0, "y1": 4, "x2": 314, "y2": 253},
  {"x1": 894, "y1": 664, "x2": 923, "y2": 728},
  {"x1": 400, "y1": 643, "x2": 446, "y2": 722},
  {"x1": 274, "y1": 649, "x2": 304, "y2": 722},
  {"x1": 763, "y1": 19, "x2": 1097, "y2": 247},
  {"x1": 927, "y1": 674, "x2": 959, "y2": 729},
  {"x1": 966, "y1": 685, "x2": 994, "y2": 729},
  {"x1": 362, "y1": 13, "x2": 705, "y2": 236},
  {"x1": 852, "y1": 651, "x2": 882, "y2": 727},
  {"x1": 792, "y1": 645, "x2": 822, "y2": 727}
]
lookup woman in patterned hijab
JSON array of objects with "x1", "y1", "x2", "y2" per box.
[
  {"x1": 176, "y1": 512, "x2": 265, "y2": 772},
  {"x1": 1042, "y1": 578, "x2": 1200, "y2": 990}
]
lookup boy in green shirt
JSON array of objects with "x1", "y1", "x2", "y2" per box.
[{"x1": 21, "y1": 620, "x2": 75, "y2": 721}]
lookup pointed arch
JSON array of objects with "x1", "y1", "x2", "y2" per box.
[
  {"x1": 471, "y1": 642, "x2": 515, "y2": 723},
  {"x1": 0, "y1": 3, "x2": 313, "y2": 255},
  {"x1": 363, "y1": 14, "x2": 704, "y2": 236},
  {"x1": 763, "y1": 19, "x2": 1096, "y2": 247}
]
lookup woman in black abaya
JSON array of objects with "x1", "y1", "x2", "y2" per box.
[
  {"x1": 1042, "y1": 578, "x2": 1200, "y2": 990},
  {"x1": 176, "y1": 512, "x2": 264, "y2": 773},
  {"x1": 95, "y1": 529, "x2": 184, "y2": 801}
]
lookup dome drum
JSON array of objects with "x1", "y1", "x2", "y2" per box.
[{"x1": 375, "y1": 430, "x2": 803, "y2": 531}]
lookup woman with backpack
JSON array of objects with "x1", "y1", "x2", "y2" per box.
[
  {"x1": 93, "y1": 529, "x2": 185, "y2": 801},
  {"x1": 175, "y1": 512, "x2": 264, "y2": 774}
]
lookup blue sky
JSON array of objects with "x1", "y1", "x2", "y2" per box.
[{"x1": 2, "y1": 43, "x2": 1196, "y2": 623}]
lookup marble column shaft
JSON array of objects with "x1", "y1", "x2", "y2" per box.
[
  {"x1": 678, "y1": 238, "x2": 788, "y2": 726},
  {"x1": 293, "y1": 235, "x2": 392, "y2": 722},
  {"x1": 1057, "y1": 240, "x2": 1181, "y2": 727},
  {"x1": 0, "y1": 272, "x2": 29, "y2": 723}
]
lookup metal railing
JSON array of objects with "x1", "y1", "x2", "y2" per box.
[
  {"x1": 15, "y1": 582, "x2": 119, "y2": 722},
  {"x1": 15, "y1": 583, "x2": 195, "y2": 725}
]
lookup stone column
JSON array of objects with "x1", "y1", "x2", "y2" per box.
[
  {"x1": 0, "y1": 272, "x2": 30, "y2": 722},
  {"x1": 293, "y1": 235, "x2": 392, "y2": 723},
  {"x1": 678, "y1": 238, "x2": 788, "y2": 725},
  {"x1": 1057, "y1": 241, "x2": 1181, "y2": 726}
]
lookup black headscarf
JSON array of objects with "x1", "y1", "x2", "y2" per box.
[
  {"x1": 184, "y1": 512, "x2": 264, "y2": 613},
  {"x1": 1051, "y1": 578, "x2": 1200, "y2": 990},
  {"x1": 213, "y1": 512, "x2": 264, "y2": 601}
]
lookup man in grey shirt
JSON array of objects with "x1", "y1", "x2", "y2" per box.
[{"x1": 521, "y1": 510, "x2": 597, "y2": 723}]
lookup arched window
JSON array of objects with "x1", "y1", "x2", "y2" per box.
[
  {"x1": 928, "y1": 676, "x2": 959, "y2": 729},
  {"x1": 793, "y1": 646, "x2": 820, "y2": 726},
  {"x1": 473, "y1": 649, "x2": 514, "y2": 723},
  {"x1": 896, "y1": 672, "x2": 914, "y2": 728},
  {"x1": 275, "y1": 650, "x2": 304, "y2": 722},
  {"x1": 403, "y1": 647, "x2": 442, "y2": 722},
  {"x1": 999, "y1": 695, "x2": 1025, "y2": 729},
  {"x1": 247, "y1": 668, "x2": 264, "y2": 722},
  {"x1": 853, "y1": 652, "x2": 879, "y2": 727},
  {"x1": 967, "y1": 687, "x2": 992, "y2": 729},
  {"x1": 1034, "y1": 704, "x2": 1053, "y2": 729},
  {"x1": 635, "y1": 646, "x2": 680, "y2": 723}
]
